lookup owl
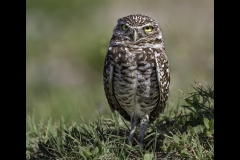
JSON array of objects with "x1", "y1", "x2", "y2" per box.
[{"x1": 103, "y1": 14, "x2": 170, "y2": 147}]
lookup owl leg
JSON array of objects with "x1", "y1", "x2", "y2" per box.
[
  {"x1": 129, "y1": 116, "x2": 138, "y2": 143},
  {"x1": 138, "y1": 115, "x2": 149, "y2": 148}
]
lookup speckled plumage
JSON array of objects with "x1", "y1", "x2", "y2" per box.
[{"x1": 103, "y1": 14, "x2": 170, "y2": 147}]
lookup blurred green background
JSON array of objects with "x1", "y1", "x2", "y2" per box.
[{"x1": 26, "y1": 0, "x2": 214, "y2": 128}]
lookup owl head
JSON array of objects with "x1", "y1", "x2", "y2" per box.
[{"x1": 111, "y1": 14, "x2": 163, "y2": 46}]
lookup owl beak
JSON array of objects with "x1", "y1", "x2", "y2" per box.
[{"x1": 133, "y1": 29, "x2": 138, "y2": 43}]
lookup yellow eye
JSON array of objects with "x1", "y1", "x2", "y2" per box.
[
  {"x1": 144, "y1": 26, "x2": 153, "y2": 32},
  {"x1": 122, "y1": 24, "x2": 129, "y2": 31}
]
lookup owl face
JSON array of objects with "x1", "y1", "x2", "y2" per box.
[{"x1": 112, "y1": 14, "x2": 163, "y2": 45}]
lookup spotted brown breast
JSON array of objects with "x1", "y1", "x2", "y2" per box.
[{"x1": 103, "y1": 44, "x2": 170, "y2": 123}]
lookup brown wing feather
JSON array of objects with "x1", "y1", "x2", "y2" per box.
[
  {"x1": 103, "y1": 50, "x2": 131, "y2": 121},
  {"x1": 149, "y1": 49, "x2": 170, "y2": 122}
]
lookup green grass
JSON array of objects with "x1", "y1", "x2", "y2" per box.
[{"x1": 26, "y1": 82, "x2": 214, "y2": 160}]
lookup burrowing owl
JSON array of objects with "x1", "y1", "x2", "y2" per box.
[{"x1": 103, "y1": 14, "x2": 170, "y2": 147}]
